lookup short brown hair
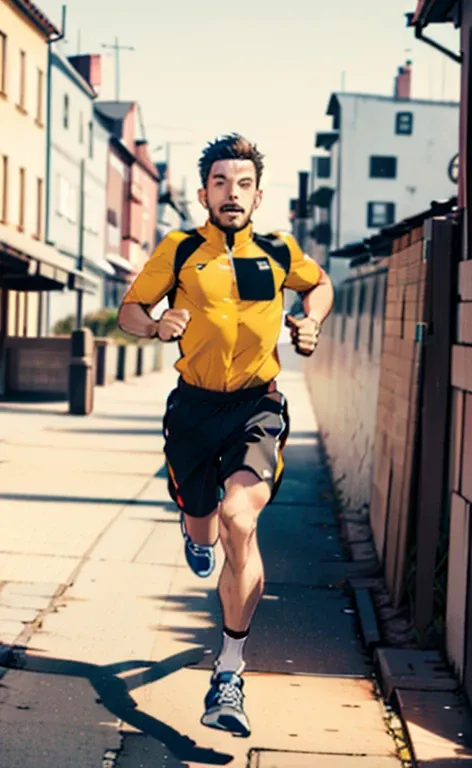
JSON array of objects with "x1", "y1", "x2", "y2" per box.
[{"x1": 198, "y1": 133, "x2": 264, "y2": 188}]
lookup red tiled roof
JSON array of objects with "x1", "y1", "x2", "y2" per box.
[{"x1": 12, "y1": 0, "x2": 60, "y2": 37}]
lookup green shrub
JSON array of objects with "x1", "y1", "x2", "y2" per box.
[
  {"x1": 53, "y1": 307, "x2": 146, "y2": 345},
  {"x1": 52, "y1": 315, "x2": 76, "y2": 335}
]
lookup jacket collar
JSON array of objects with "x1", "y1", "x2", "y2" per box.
[{"x1": 201, "y1": 219, "x2": 253, "y2": 251}]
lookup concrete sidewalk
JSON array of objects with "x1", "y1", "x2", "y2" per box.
[{"x1": 0, "y1": 346, "x2": 401, "y2": 767}]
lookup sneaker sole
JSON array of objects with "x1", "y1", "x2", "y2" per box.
[{"x1": 201, "y1": 710, "x2": 250, "y2": 737}]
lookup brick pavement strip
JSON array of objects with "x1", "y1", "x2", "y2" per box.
[{"x1": 0, "y1": 359, "x2": 405, "y2": 767}]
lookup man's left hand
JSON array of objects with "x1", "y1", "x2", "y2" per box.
[{"x1": 286, "y1": 314, "x2": 321, "y2": 356}]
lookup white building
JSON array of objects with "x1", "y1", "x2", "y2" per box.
[
  {"x1": 310, "y1": 63, "x2": 460, "y2": 281},
  {"x1": 46, "y1": 47, "x2": 112, "y2": 332}
]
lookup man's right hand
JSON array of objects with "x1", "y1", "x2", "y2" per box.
[{"x1": 156, "y1": 309, "x2": 191, "y2": 341}]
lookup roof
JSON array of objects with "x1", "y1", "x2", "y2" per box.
[
  {"x1": 410, "y1": 0, "x2": 457, "y2": 26},
  {"x1": 12, "y1": 0, "x2": 59, "y2": 37},
  {"x1": 329, "y1": 196, "x2": 458, "y2": 268},
  {"x1": 94, "y1": 101, "x2": 134, "y2": 123},
  {"x1": 328, "y1": 91, "x2": 459, "y2": 114},
  {"x1": 315, "y1": 131, "x2": 339, "y2": 149},
  {"x1": 51, "y1": 52, "x2": 96, "y2": 99}
]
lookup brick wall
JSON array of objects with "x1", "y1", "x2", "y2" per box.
[
  {"x1": 305, "y1": 261, "x2": 387, "y2": 515},
  {"x1": 447, "y1": 257, "x2": 472, "y2": 679}
]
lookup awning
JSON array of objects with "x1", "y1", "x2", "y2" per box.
[
  {"x1": 96, "y1": 258, "x2": 116, "y2": 277},
  {"x1": 0, "y1": 224, "x2": 99, "y2": 293},
  {"x1": 105, "y1": 252, "x2": 136, "y2": 274}
]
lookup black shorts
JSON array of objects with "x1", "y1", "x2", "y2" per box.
[{"x1": 163, "y1": 378, "x2": 290, "y2": 518}]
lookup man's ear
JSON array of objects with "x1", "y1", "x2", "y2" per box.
[
  {"x1": 198, "y1": 188, "x2": 208, "y2": 209},
  {"x1": 254, "y1": 189, "x2": 263, "y2": 210}
]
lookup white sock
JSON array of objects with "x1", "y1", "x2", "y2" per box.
[{"x1": 215, "y1": 630, "x2": 248, "y2": 675}]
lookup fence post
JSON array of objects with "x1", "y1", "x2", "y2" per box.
[{"x1": 69, "y1": 328, "x2": 94, "y2": 415}]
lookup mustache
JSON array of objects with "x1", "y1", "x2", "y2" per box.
[{"x1": 220, "y1": 204, "x2": 245, "y2": 213}]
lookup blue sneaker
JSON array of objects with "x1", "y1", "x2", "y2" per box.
[
  {"x1": 201, "y1": 670, "x2": 250, "y2": 736},
  {"x1": 180, "y1": 513, "x2": 216, "y2": 578}
]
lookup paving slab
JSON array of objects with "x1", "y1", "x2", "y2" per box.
[
  {"x1": 397, "y1": 689, "x2": 472, "y2": 764},
  {"x1": 0, "y1": 553, "x2": 78, "y2": 583},
  {"x1": 258, "y1": 504, "x2": 346, "y2": 587},
  {"x1": 376, "y1": 648, "x2": 458, "y2": 698},
  {"x1": 119, "y1": 667, "x2": 397, "y2": 764},
  {"x1": 155, "y1": 575, "x2": 369, "y2": 676},
  {"x1": 0, "y1": 355, "x2": 402, "y2": 766},
  {"x1": 248, "y1": 752, "x2": 400, "y2": 767}
]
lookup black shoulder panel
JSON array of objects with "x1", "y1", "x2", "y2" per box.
[
  {"x1": 253, "y1": 233, "x2": 291, "y2": 275},
  {"x1": 174, "y1": 230, "x2": 205, "y2": 277},
  {"x1": 167, "y1": 230, "x2": 205, "y2": 308}
]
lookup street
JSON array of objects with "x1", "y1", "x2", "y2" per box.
[{"x1": 0, "y1": 345, "x2": 400, "y2": 767}]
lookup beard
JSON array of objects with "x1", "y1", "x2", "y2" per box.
[{"x1": 208, "y1": 204, "x2": 253, "y2": 233}]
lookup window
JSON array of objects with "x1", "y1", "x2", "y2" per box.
[
  {"x1": 369, "y1": 156, "x2": 397, "y2": 179},
  {"x1": 36, "y1": 178, "x2": 43, "y2": 239},
  {"x1": 367, "y1": 202, "x2": 395, "y2": 228},
  {"x1": 63, "y1": 93, "x2": 69, "y2": 128},
  {"x1": 18, "y1": 50, "x2": 26, "y2": 110},
  {"x1": 396, "y1": 111, "x2": 413, "y2": 135},
  {"x1": 0, "y1": 155, "x2": 7, "y2": 222},
  {"x1": 79, "y1": 111, "x2": 84, "y2": 143},
  {"x1": 36, "y1": 69, "x2": 44, "y2": 125},
  {"x1": 88, "y1": 120, "x2": 94, "y2": 158},
  {"x1": 18, "y1": 167, "x2": 25, "y2": 231},
  {"x1": 56, "y1": 174, "x2": 77, "y2": 223},
  {"x1": 316, "y1": 157, "x2": 331, "y2": 179},
  {"x1": 0, "y1": 32, "x2": 6, "y2": 95}
]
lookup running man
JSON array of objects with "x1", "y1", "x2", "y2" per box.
[{"x1": 118, "y1": 134, "x2": 334, "y2": 737}]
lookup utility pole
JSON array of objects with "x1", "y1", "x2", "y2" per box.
[{"x1": 101, "y1": 37, "x2": 135, "y2": 100}]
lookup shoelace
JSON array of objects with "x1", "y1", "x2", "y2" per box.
[
  {"x1": 188, "y1": 540, "x2": 211, "y2": 555},
  {"x1": 217, "y1": 680, "x2": 243, "y2": 708}
]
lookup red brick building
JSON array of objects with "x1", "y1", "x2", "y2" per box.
[{"x1": 94, "y1": 101, "x2": 160, "y2": 307}]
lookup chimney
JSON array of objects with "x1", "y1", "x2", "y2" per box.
[
  {"x1": 69, "y1": 54, "x2": 102, "y2": 92},
  {"x1": 394, "y1": 60, "x2": 412, "y2": 100}
]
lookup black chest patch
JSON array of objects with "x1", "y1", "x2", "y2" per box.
[{"x1": 232, "y1": 257, "x2": 276, "y2": 301}]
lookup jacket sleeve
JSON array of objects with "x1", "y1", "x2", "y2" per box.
[
  {"x1": 274, "y1": 232, "x2": 322, "y2": 292},
  {"x1": 121, "y1": 236, "x2": 177, "y2": 307}
]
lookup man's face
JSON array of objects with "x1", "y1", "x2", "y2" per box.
[{"x1": 198, "y1": 159, "x2": 262, "y2": 231}]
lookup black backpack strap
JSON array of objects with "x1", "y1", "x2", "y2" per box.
[
  {"x1": 253, "y1": 233, "x2": 291, "y2": 276},
  {"x1": 167, "y1": 229, "x2": 205, "y2": 308}
]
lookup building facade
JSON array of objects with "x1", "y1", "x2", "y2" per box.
[
  {"x1": 94, "y1": 100, "x2": 160, "y2": 307},
  {"x1": 46, "y1": 47, "x2": 112, "y2": 332},
  {"x1": 0, "y1": 0, "x2": 85, "y2": 394},
  {"x1": 309, "y1": 64, "x2": 460, "y2": 279}
]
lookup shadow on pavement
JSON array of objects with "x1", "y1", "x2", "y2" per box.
[
  {"x1": 0, "y1": 493, "x2": 176, "y2": 510},
  {"x1": 7, "y1": 647, "x2": 232, "y2": 766},
  {"x1": 47, "y1": 427, "x2": 163, "y2": 436}
]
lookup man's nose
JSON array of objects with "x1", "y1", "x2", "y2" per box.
[{"x1": 228, "y1": 184, "x2": 239, "y2": 200}]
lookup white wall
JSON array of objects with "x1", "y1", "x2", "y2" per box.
[
  {"x1": 47, "y1": 51, "x2": 109, "y2": 329},
  {"x1": 334, "y1": 95, "x2": 459, "y2": 247}
]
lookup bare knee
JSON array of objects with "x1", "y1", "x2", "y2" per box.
[{"x1": 220, "y1": 483, "x2": 269, "y2": 542}]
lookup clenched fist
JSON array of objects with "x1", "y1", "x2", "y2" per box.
[
  {"x1": 285, "y1": 314, "x2": 321, "y2": 356},
  {"x1": 157, "y1": 309, "x2": 191, "y2": 342}
]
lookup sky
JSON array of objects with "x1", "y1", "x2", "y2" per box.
[{"x1": 39, "y1": 0, "x2": 461, "y2": 232}]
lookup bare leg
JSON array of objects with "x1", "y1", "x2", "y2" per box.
[
  {"x1": 184, "y1": 506, "x2": 219, "y2": 546},
  {"x1": 218, "y1": 471, "x2": 270, "y2": 631}
]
